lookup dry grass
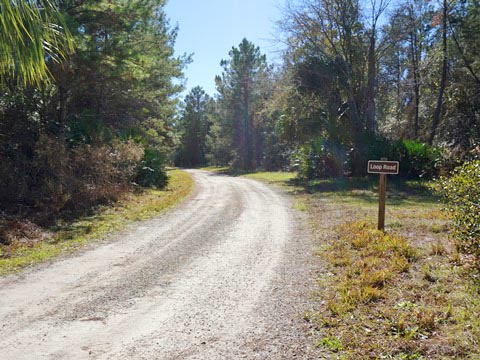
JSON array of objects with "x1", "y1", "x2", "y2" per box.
[
  {"x1": 242, "y1": 172, "x2": 480, "y2": 359},
  {"x1": 305, "y1": 183, "x2": 480, "y2": 359}
]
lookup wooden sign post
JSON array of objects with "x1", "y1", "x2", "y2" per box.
[
  {"x1": 378, "y1": 171, "x2": 387, "y2": 231},
  {"x1": 367, "y1": 158, "x2": 399, "y2": 231}
]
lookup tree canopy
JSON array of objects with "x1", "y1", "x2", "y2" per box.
[
  {"x1": 1, "y1": 0, "x2": 479, "y2": 216},
  {"x1": 0, "y1": 0, "x2": 186, "y2": 217}
]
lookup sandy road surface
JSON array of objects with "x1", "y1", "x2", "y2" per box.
[{"x1": 0, "y1": 170, "x2": 322, "y2": 359}]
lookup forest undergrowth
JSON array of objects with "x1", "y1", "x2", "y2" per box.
[{"x1": 0, "y1": 169, "x2": 193, "y2": 275}]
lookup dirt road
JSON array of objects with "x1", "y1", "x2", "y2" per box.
[{"x1": 0, "y1": 170, "x2": 322, "y2": 359}]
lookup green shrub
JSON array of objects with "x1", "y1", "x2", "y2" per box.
[
  {"x1": 360, "y1": 134, "x2": 390, "y2": 159},
  {"x1": 292, "y1": 136, "x2": 442, "y2": 180},
  {"x1": 363, "y1": 138, "x2": 442, "y2": 179},
  {"x1": 65, "y1": 110, "x2": 111, "y2": 145},
  {"x1": 395, "y1": 140, "x2": 442, "y2": 179},
  {"x1": 438, "y1": 160, "x2": 480, "y2": 261},
  {"x1": 294, "y1": 138, "x2": 346, "y2": 179},
  {"x1": 135, "y1": 148, "x2": 168, "y2": 188}
]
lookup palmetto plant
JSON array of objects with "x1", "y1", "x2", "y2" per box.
[{"x1": 0, "y1": 0, "x2": 74, "y2": 85}]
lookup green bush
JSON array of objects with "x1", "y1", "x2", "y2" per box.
[
  {"x1": 65, "y1": 111, "x2": 111, "y2": 145},
  {"x1": 362, "y1": 138, "x2": 442, "y2": 179},
  {"x1": 135, "y1": 148, "x2": 169, "y2": 188},
  {"x1": 438, "y1": 160, "x2": 480, "y2": 261},
  {"x1": 395, "y1": 140, "x2": 442, "y2": 179},
  {"x1": 294, "y1": 138, "x2": 346, "y2": 179},
  {"x1": 291, "y1": 136, "x2": 443, "y2": 180}
]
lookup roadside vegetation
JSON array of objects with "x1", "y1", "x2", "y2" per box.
[
  {"x1": 173, "y1": 0, "x2": 480, "y2": 183},
  {"x1": 1, "y1": 1, "x2": 184, "y2": 242},
  {"x1": 2, "y1": 2, "x2": 478, "y2": 262},
  {"x1": 0, "y1": 2, "x2": 188, "y2": 273},
  {"x1": 0, "y1": 170, "x2": 193, "y2": 275},
  {"x1": 1, "y1": 1, "x2": 479, "y2": 355},
  {"x1": 242, "y1": 169, "x2": 480, "y2": 359}
]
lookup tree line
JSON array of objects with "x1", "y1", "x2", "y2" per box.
[
  {"x1": 0, "y1": 0, "x2": 186, "y2": 220},
  {"x1": 176, "y1": 0, "x2": 480, "y2": 179},
  {"x1": 1, "y1": 0, "x2": 480, "y2": 221}
]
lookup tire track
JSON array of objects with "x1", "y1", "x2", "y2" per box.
[{"x1": 0, "y1": 170, "x2": 322, "y2": 359}]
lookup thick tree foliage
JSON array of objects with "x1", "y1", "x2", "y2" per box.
[
  {"x1": 276, "y1": 0, "x2": 393, "y2": 175},
  {"x1": 215, "y1": 38, "x2": 268, "y2": 171},
  {"x1": 175, "y1": 86, "x2": 212, "y2": 167},
  {"x1": 0, "y1": 0, "x2": 186, "y2": 218},
  {"x1": 203, "y1": 0, "x2": 479, "y2": 177},
  {"x1": 261, "y1": 0, "x2": 480, "y2": 177},
  {"x1": 2, "y1": 0, "x2": 479, "y2": 222}
]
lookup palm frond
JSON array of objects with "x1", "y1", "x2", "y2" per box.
[{"x1": 0, "y1": 0, "x2": 74, "y2": 85}]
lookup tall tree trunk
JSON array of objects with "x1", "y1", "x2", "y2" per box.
[
  {"x1": 429, "y1": 0, "x2": 448, "y2": 145},
  {"x1": 243, "y1": 76, "x2": 251, "y2": 170},
  {"x1": 191, "y1": 116, "x2": 199, "y2": 166},
  {"x1": 396, "y1": 50, "x2": 402, "y2": 125},
  {"x1": 449, "y1": 18, "x2": 480, "y2": 88},
  {"x1": 366, "y1": 28, "x2": 376, "y2": 134},
  {"x1": 348, "y1": 84, "x2": 364, "y2": 176},
  {"x1": 408, "y1": 4, "x2": 421, "y2": 139},
  {"x1": 413, "y1": 75, "x2": 420, "y2": 139}
]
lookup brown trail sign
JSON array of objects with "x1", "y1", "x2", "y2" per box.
[
  {"x1": 368, "y1": 160, "x2": 399, "y2": 174},
  {"x1": 367, "y1": 159, "x2": 400, "y2": 231}
]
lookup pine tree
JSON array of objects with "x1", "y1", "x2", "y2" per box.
[
  {"x1": 215, "y1": 38, "x2": 267, "y2": 170},
  {"x1": 176, "y1": 86, "x2": 212, "y2": 167}
]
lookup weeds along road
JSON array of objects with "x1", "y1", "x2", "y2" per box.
[{"x1": 0, "y1": 170, "x2": 321, "y2": 359}]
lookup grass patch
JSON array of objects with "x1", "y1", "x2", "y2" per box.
[
  {"x1": 316, "y1": 336, "x2": 343, "y2": 352},
  {"x1": 306, "y1": 177, "x2": 439, "y2": 209},
  {"x1": 233, "y1": 169, "x2": 478, "y2": 358},
  {"x1": 237, "y1": 171, "x2": 307, "y2": 196},
  {"x1": 302, "y1": 178, "x2": 480, "y2": 359},
  {"x1": 230, "y1": 169, "x2": 479, "y2": 357},
  {"x1": 236, "y1": 169, "x2": 438, "y2": 208},
  {"x1": 315, "y1": 220, "x2": 479, "y2": 358},
  {"x1": 325, "y1": 222, "x2": 415, "y2": 313},
  {"x1": 241, "y1": 171, "x2": 297, "y2": 185},
  {"x1": 199, "y1": 167, "x2": 298, "y2": 186},
  {"x1": 294, "y1": 200, "x2": 308, "y2": 212},
  {"x1": 0, "y1": 169, "x2": 193, "y2": 275}
]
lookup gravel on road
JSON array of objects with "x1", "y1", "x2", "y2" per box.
[{"x1": 0, "y1": 170, "x2": 324, "y2": 359}]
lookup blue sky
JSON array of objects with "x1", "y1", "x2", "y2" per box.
[{"x1": 164, "y1": 0, "x2": 284, "y2": 97}]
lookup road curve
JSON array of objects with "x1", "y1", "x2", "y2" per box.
[{"x1": 0, "y1": 170, "x2": 321, "y2": 359}]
